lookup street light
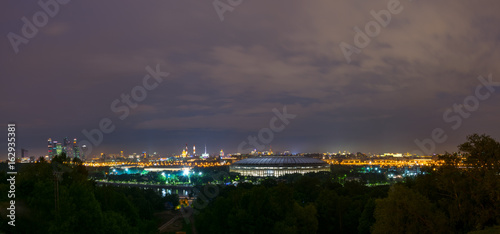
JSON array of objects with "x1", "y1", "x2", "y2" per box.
[{"x1": 183, "y1": 168, "x2": 191, "y2": 184}]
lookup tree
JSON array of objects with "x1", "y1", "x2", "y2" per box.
[
  {"x1": 372, "y1": 184, "x2": 449, "y2": 234},
  {"x1": 52, "y1": 152, "x2": 70, "y2": 164},
  {"x1": 358, "y1": 198, "x2": 376, "y2": 234},
  {"x1": 459, "y1": 134, "x2": 500, "y2": 172},
  {"x1": 373, "y1": 134, "x2": 500, "y2": 233},
  {"x1": 38, "y1": 156, "x2": 46, "y2": 163}
]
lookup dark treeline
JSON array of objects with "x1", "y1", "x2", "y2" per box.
[
  {"x1": 0, "y1": 153, "x2": 178, "y2": 234},
  {"x1": 195, "y1": 173, "x2": 389, "y2": 233},
  {"x1": 195, "y1": 134, "x2": 500, "y2": 233},
  {"x1": 372, "y1": 134, "x2": 500, "y2": 234}
]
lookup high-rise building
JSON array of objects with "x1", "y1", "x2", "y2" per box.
[
  {"x1": 48, "y1": 138, "x2": 54, "y2": 159},
  {"x1": 65, "y1": 137, "x2": 70, "y2": 146},
  {"x1": 81, "y1": 144, "x2": 87, "y2": 159},
  {"x1": 193, "y1": 145, "x2": 196, "y2": 155},
  {"x1": 73, "y1": 138, "x2": 80, "y2": 159},
  {"x1": 56, "y1": 142, "x2": 62, "y2": 155},
  {"x1": 21, "y1": 149, "x2": 28, "y2": 158},
  {"x1": 51, "y1": 141, "x2": 62, "y2": 156},
  {"x1": 62, "y1": 137, "x2": 72, "y2": 157},
  {"x1": 220, "y1": 149, "x2": 224, "y2": 158},
  {"x1": 48, "y1": 137, "x2": 82, "y2": 160},
  {"x1": 63, "y1": 137, "x2": 71, "y2": 148}
]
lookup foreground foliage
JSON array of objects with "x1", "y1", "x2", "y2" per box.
[
  {"x1": 373, "y1": 134, "x2": 500, "y2": 233},
  {"x1": 195, "y1": 176, "x2": 389, "y2": 233},
  {"x1": 0, "y1": 154, "x2": 175, "y2": 233}
]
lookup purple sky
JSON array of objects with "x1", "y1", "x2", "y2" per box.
[{"x1": 1, "y1": 0, "x2": 500, "y2": 159}]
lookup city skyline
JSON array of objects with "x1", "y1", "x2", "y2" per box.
[
  {"x1": 7, "y1": 135, "x2": 475, "y2": 160},
  {"x1": 2, "y1": 1, "x2": 500, "y2": 160}
]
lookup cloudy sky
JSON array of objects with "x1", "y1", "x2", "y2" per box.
[{"x1": 1, "y1": 0, "x2": 500, "y2": 159}]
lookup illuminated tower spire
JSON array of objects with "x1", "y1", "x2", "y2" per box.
[
  {"x1": 202, "y1": 144, "x2": 209, "y2": 158},
  {"x1": 193, "y1": 145, "x2": 196, "y2": 155}
]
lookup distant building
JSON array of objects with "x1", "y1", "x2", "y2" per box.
[
  {"x1": 383, "y1": 153, "x2": 403, "y2": 157},
  {"x1": 48, "y1": 138, "x2": 53, "y2": 159},
  {"x1": 55, "y1": 142, "x2": 62, "y2": 155},
  {"x1": 230, "y1": 156, "x2": 330, "y2": 177},
  {"x1": 201, "y1": 145, "x2": 209, "y2": 158},
  {"x1": 81, "y1": 144, "x2": 88, "y2": 160},
  {"x1": 48, "y1": 137, "x2": 82, "y2": 160},
  {"x1": 73, "y1": 139, "x2": 80, "y2": 159},
  {"x1": 21, "y1": 148, "x2": 28, "y2": 158}
]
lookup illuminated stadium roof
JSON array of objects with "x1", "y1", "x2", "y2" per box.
[
  {"x1": 232, "y1": 156, "x2": 328, "y2": 167},
  {"x1": 230, "y1": 156, "x2": 330, "y2": 177}
]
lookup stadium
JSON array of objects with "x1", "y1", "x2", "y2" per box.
[{"x1": 229, "y1": 156, "x2": 330, "y2": 177}]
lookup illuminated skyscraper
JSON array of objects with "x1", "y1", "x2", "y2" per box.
[
  {"x1": 48, "y1": 138, "x2": 54, "y2": 159},
  {"x1": 81, "y1": 144, "x2": 88, "y2": 160},
  {"x1": 220, "y1": 149, "x2": 224, "y2": 158},
  {"x1": 193, "y1": 145, "x2": 196, "y2": 155},
  {"x1": 63, "y1": 137, "x2": 71, "y2": 148},
  {"x1": 62, "y1": 137, "x2": 72, "y2": 157},
  {"x1": 48, "y1": 137, "x2": 81, "y2": 160},
  {"x1": 73, "y1": 138, "x2": 80, "y2": 159},
  {"x1": 53, "y1": 141, "x2": 62, "y2": 155},
  {"x1": 56, "y1": 143, "x2": 62, "y2": 155}
]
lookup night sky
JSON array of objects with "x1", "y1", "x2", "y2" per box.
[{"x1": 1, "y1": 0, "x2": 500, "y2": 159}]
